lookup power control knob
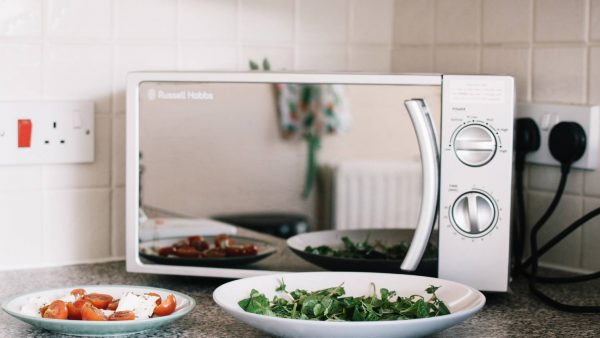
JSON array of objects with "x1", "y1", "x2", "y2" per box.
[
  {"x1": 451, "y1": 191, "x2": 496, "y2": 237},
  {"x1": 453, "y1": 124, "x2": 497, "y2": 166}
]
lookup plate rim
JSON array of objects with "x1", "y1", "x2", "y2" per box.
[
  {"x1": 2, "y1": 284, "x2": 196, "y2": 326},
  {"x1": 213, "y1": 271, "x2": 485, "y2": 326}
]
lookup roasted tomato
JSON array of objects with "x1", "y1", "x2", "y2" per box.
[
  {"x1": 81, "y1": 303, "x2": 107, "y2": 321},
  {"x1": 189, "y1": 236, "x2": 209, "y2": 251},
  {"x1": 84, "y1": 293, "x2": 113, "y2": 310},
  {"x1": 215, "y1": 234, "x2": 234, "y2": 248},
  {"x1": 107, "y1": 299, "x2": 120, "y2": 311},
  {"x1": 153, "y1": 294, "x2": 176, "y2": 317},
  {"x1": 108, "y1": 311, "x2": 136, "y2": 321},
  {"x1": 67, "y1": 298, "x2": 91, "y2": 320},
  {"x1": 70, "y1": 288, "x2": 86, "y2": 298},
  {"x1": 39, "y1": 305, "x2": 49, "y2": 317},
  {"x1": 173, "y1": 245, "x2": 201, "y2": 258},
  {"x1": 146, "y1": 292, "x2": 162, "y2": 305},
  {"x1": 203, "y1": 248, "x2": 226, "y2": 258},
  {"x1": 224, "y1": 245, "x2": 245, "y2": 256},
  {"x1": 242, "y1": 244, "x2": 258, "y2": 255},
  {"x1": 158, "y1": 246, "x2": 176, "y2": 256},
  {"x1": 42, "y1": 300, "x2": 68, "y2": 320}
]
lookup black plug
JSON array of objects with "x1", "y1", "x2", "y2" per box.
[
  {"x1": 514, "y1": 118, "x2": 541, "y2": 172},
  {"x1": 548, "y1": 122, "x2": 586, "y2": 172}
]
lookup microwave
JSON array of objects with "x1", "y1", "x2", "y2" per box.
[{"x1": 126, "y1": 72, "x2": 514, "y2": 292}]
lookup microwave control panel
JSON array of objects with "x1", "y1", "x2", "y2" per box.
[{"x1": 438, "y1": 75, "x2": 514, "y2": 292}]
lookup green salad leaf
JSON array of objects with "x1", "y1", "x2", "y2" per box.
[{"x1": 238, "y1": 284, "x2": 450, "y2": 321}]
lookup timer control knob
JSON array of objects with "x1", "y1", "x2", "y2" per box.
[
  {"x1": 453, "y1": 124, "x2": 497, "y2": 166},
  {"x1": 451, "y1": 191, "x2": 496, "y2": 237}
]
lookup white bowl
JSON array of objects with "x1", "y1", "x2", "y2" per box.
[{"x1": 213, "y1": 272, "x2": 485, "y2": 338}]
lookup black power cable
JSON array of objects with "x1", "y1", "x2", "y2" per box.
[{"x1": 516, "y1": 121, "x2": 600, "y2": 312}]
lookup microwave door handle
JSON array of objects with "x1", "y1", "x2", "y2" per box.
[{"x1": 401, "y1": 99, "x2": 440, "y2": 271}]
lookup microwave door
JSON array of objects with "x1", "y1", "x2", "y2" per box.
[{"x1": 400, "y1": 99, "x2": 440, "y2": 271}]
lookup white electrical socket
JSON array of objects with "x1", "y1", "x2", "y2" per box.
[
  {"x1": 0, "y1": 101, "x2": 94, "y2": 165},
  {"x1": 517, "y1": 103, "x2": 599, "y2": 170}
]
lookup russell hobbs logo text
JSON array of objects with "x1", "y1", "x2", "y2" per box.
[{"x1": 147, "y1": 89, "x2": 214, "y2": 101}]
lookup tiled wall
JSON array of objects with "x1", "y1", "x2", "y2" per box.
[
  {"x1": 390, "y1": 0, "x2": 600, "y2": 272},
  {"x1": 0, "y1": 0, "x2": 598, "y2": 271}
]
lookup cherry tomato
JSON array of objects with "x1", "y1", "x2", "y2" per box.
[
  {"x1": 173, "y1": 245, "x2": 201, "y2": 258},
  {"x1": 203, "y1": 248, "x2": 226, "y2": 258},
  {"x1": 39, "y1": 305, "x2": 49, "y2": 317},
  {"x1": 145, "y1": 292, "x2": 162, "y2": 305},
  {"x1": 215, "y1": 234, "x2": 234, "y2": 248},
  {"x1": 84, "y1": 293, "x2": 113, "y2": 310},
  {"x1": 107, "y1": 299, "x2": 119, "y2": 311},
  {"x1": 158, "y1": 246, "x2": 176, "y2": 256},
  {"x1": 67, "y1": 298, "x2": 91, "y2": 320},
  {"x1": 70, "y1": 288, "x2": 86, "y2": 298},
  {"x1": 81, "y1": 303, "x2": 107, "y2": 321},
  {"x1": 42, "y1": 300, "x2": 68, "y2": 320},
  {"x1": 108, "y1": 311, "x2": 136, "y2": 321},
  {"x1": 153, "y1": 294, "x2": 176, "y2": 317}
]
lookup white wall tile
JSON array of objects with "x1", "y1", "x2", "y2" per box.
[
  {"x1": 433, "y1": 46, "x2": 479, "y2": 74},
  {"x1": 43, "y1": 43, "x2": 112, "y2": 114},
  {"x1": 435, "y1": 0, "x2": 480, "y2": 44},
  {"x1": 482, "y1": 0, "x2": 532, "y2": 43},
  {"x1": 113, "y1": 115, "x2": 125, "y2": 187},
  {"x1": 42, "y1": 189, "x2": 111, "y2": 263},
  {"x1": 113, "y1": 43, "x2": 177, "y2": 113},
  {"x1": 582, "y1": 197, "x2": 600, "y2": 270},
  {"x1": 393, "y1": 0, "x2": 434, "y2": 45},
  {"x1": 526, "y1": 191, "x2": 583, "y2": 268},
  {"x1": 42, "y1": 116, "x2": 111, "y2": 189},
  {"x1": 111, "y1": 187, "x2": 125, "y2": 257},
  {"x1": 241, "y1": 46, "x2": 294, "y2": 70},
  {"x1": 116, "y1": 0, "x2": 176, "y2": 39},
  {"x1": 0, "y1": 192, "x2": 42, "y2": 269},
  {"x1": 0, "y1": 43, "x2": 42, "y2": 100},
  {"x1": 590, "y1": 47, "x2": 600, "y2": 105},
  {"x1": 298, "y1": 0, "x2": 347, "y2": 43},
  {"x1": 482, "y1": 47, "x2": 530, "y2": 102},
  {"x1": 528, "y1": 165, "x2": 583, "y2": 195},
  {"x1": 592, "y1": 0, "x2": 600, "y2": 41},
  {"x1": 0, "y1": 166, "x2": 42, "y2": 191},
  {"x1": 532, "y1": 47, "x2": 586, "y2": 104},
  {"x1": 179, "y1": 0, "x2": 237, "y2": 41},
  {"x1": 351, "y1": 0, "x2": 393, "y2": 44},
  {"x1": 240, "y1": 0, "x2": 294, "y2": 44},
  {"x1": 296, "y1": 46, "x2": 347, "y2": 71},
  {"x1": 0, "y1": 0, "x2": 41, "y2": 37},
  {"x1": 534, "y1": 0, "x2": 586, "y2": 42},
  {"x1": 180, "y1": 43, "x2": 238, "y2": 70},
  {"x1": 348, "y1": 47, "x2": 391, "y2": 72},
  {"x1": 391, "y1": 47, "x2": 432, "y2": 72},
  {"x1": 46, "y1": 0, "x2": 111, "y2": 39}
]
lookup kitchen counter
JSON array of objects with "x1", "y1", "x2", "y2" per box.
[{"x1": 1, "y1": 261, "x2": 599, "y2": 337}]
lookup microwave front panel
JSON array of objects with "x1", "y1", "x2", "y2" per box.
[{"x1": 438, "y1": 75, "x2": 515, "y2": 292}]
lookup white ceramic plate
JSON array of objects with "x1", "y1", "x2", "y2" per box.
[
  {"x1": 2, "y1": 285, "x2": 195, "y2": 337},
  {"x1": 213, "y1": 272, "x2": 485, "y2": 338}
]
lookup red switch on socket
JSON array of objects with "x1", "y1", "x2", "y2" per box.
[{"x1": 18, "y1": 119, "x2": 32, "y2": 148}]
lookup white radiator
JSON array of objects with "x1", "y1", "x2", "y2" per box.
[{"x1": 333, "y1": 161, "x2": 422, "y2": 230}]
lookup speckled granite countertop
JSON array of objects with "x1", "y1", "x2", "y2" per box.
[{"x1": 1, "y1": 261, "x2": 599, "y2": 337}]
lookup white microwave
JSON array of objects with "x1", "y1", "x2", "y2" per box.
[{"x1": 126, "y1": 72, "x2": 514, "y2": 292}]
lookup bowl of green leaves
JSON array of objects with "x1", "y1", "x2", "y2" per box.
[
  {"x1": 286, "y1": 229, "x2": 437, "y2": 275},
  {"x1": 212, "y1": 272, "x2": 485, "y2": 338}
]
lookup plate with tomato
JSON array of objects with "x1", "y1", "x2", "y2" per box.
[
  {"x1": 2, "y1": 285, "x2": 195, "y2": 336},
  {"x1": 139, "y1": 234, "x2": 277, "y2": 267}
]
